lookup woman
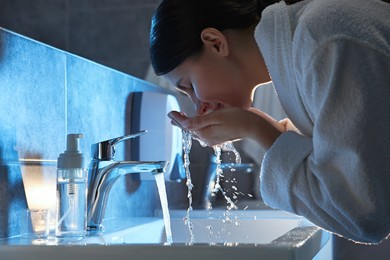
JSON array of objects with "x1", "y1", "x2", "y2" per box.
[{"x1": 149, "y1": 0, "x2": 390, "y2": 243}]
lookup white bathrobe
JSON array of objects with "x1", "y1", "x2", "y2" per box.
[{"x1": 255, "y1": 0, "x2": 390, "y2": 243}]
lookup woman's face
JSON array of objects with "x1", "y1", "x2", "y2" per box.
[{"x1": 164, "y1": 48, "x2": 255, "y2": 115}]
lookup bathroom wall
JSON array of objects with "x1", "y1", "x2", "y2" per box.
[
  {"x1": 0, "y1": 0, "x2": 160, "y2": 78},
  {"x1": 0, "y1": 28, "x2": 187, "y2": 238}
]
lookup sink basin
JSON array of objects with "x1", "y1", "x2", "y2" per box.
[
  {"x1": 0, "y1": 209, "x2": 332, "y2": 260},
  {"x1": 84, "y1": 210, "x2": 305, "y2": 245},
  {"x1": 169, "y1": 209, "x2": 304, "y2": 244}
]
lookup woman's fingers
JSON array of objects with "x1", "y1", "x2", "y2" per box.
[
  {"x1": 168, "y1": 111, "x2": 188, "y2": 128},
  {"x1": 168, "y1": 110, "x2": 221, "y2": 131},
  {"x1": 167, "y1": 107, "x2": 284, "y2": 148}
]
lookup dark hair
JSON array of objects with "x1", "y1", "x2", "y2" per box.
[{"x1": 150, "y1": 0, "x2": 282, "y2": 75}]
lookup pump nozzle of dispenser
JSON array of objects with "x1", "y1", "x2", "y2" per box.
[
  {"x1": 67, "y1": 134, "x2": 82, "y2": 152},
  {"x1": 58, "y1": 134, "x2": 85, "y2": 170}
]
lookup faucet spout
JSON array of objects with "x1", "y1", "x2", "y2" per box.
[
  {"x1": 87, "y1": 160, "x2": 168, "y2": 231},
  {"x1": 86, "y1": 131, "x2": 168, "y2": 231}
]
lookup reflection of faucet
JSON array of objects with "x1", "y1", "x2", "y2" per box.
[{"x1": 87, "y1": 130, "x2": 168, "y2": 231}]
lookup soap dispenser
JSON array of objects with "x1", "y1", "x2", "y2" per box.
[{"x1": 56, "y1": 134, "x2": 87, "y2": 238}]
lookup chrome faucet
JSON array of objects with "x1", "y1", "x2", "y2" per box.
[{"x1": 87, "y1": 130, "x2": 168, "y2": 231}]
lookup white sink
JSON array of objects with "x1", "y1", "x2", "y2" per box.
[
  {"x1": 0, "y1": 210, "x2": 332, "y2": 260},
  {"x1": 85, "y1": 210, "x2": 305, "y2": 245}
]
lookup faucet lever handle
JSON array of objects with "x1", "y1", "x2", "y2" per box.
[
  {"x1": 109, "y1": 130, "x2": 147, "y2": 147},
  {"x1": 91, "y1": 130, "x2": 147, "y2": 160}
]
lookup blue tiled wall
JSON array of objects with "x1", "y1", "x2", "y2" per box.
[
  {"x1": 0, "y1": 28, "x2": 170, "y2": 238},
  {"x1": 0, "y1": 0, "x2": 160, "y2": 78}
]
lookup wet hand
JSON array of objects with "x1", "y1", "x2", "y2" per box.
[
  {"x1": 168, "y1": 108, "x2": 284, "y2": 149},
  {"x1": 168, "y1": 111, "x2": 188, "y2": 128}
]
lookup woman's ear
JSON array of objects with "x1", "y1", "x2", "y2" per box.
[{"x1": 200, "y1": 28, "x2": 229, "y2": 56}]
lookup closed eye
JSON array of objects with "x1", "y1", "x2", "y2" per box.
[{"x1": 175, "y1": 83, "x2": 194, "y2": 97}]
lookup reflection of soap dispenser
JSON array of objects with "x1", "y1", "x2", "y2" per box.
[{"x1": 56, "y1": 134, "x2": 87, "y2": 238}]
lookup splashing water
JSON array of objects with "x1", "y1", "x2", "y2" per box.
[
  {"x1": 182, "y1": 131, "x2": 242, "y2": 243},
  {"x1": 211, "y1": 141, "x2": 241, "y2": 211},
  {"x1": 183, "y1": 130, "x2": 195, "y2": 245},
  {"x1": 219, "y1": 141, "x2": 242, "y2": 164}
]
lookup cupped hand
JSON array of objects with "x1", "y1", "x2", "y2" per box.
[{"x1": 168, "y1": 107, "x2": 285, "y2": 149}]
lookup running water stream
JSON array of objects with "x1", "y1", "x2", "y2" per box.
[
  {"x1": 211, "y1": 142, "x2": 241, "y2": 211},
  {"x1": 182, "y1": 130, "x2": 195, "y2": 244},
  {"x1": 153, "y1": 129, "x2": 242, "y2": 245},
  {"x1": 182, "y1": 130, "x2": 241, "y2": 244},
  {"x1": 154, "y1": 173, "x2": 173, "y2": 245}
]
